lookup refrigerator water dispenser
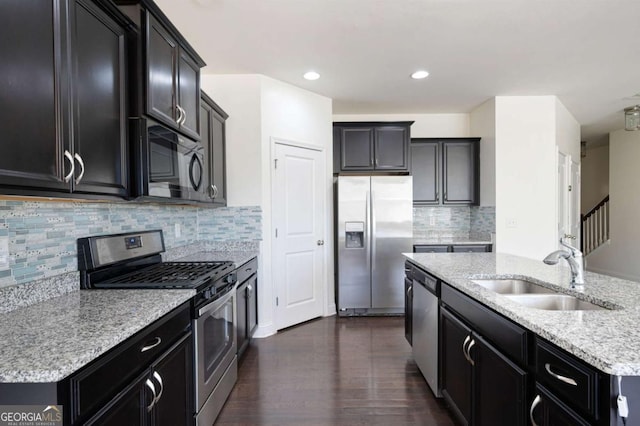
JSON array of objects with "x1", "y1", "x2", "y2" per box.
[{"x1": 345, "y1": 222, "x2": 364, "y2": 248}]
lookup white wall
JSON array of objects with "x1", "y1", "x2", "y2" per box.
[
  {"x1": 470, "y1": 99, "x2": 496, "y2": 206},
  {"x1": 201, "y1": 75, "x2": 262, "y2": 206},
  {"x1": 586, "y1": 129, "x2": 640, "y2": 282},
  {"x1": 201, "y1": 73, "x2": 334, "y2": 337},
  {"x1": 581, "y1": 144, "x2": 609, "y2": 213},
  {"x1": 259, "y1": 76, "x2": 335, "y2": 335},
  {"x1": 555, "y1": 99, "x2": 581, "y2": 161},
  {"x1": 332, "y1": 113, "x2": 470, "y2": 137},
  {"x1": 495, "y1": 96, "x2": 559, "y2": 259}
]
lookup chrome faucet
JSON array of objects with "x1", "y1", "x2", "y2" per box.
[{"x1": 543, "y1": 238, "x2": 585, "y2": 289}]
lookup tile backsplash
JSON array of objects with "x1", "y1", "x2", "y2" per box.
[
  {"x1": 0, "y1": 200, "x2": 262, "y2": 288},
  {"x1": 413, "y1": 205, "x2": 495, "y2": 239}
]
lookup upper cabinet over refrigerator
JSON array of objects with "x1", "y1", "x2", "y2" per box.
[{"x1": 337, "y1": 176, "x2": 413, "y2": 316}]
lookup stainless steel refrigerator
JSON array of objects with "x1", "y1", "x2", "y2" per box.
[{"x1": 337, "y1": 176, "x2": 413, "y2": 316}]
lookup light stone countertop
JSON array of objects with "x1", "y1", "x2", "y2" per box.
[
  {"x1": 403, "y1": 252, "x2": 640, "y2": 376},
  {"x1": 413, "y1": 237, "x2": 492, "y2": 246},
  {"x1": 174, "y1": 250, "x2": 259, "y2": 269},
  {"x1": 0, "y1": 289, "x2": 195, "y2": 383}
]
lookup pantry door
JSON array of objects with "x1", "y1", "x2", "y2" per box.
[{"x1": 272, "y1": 141, "x2": 325, "y2": 330}]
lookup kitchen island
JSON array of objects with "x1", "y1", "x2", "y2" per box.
[{"x1": 404, "y1": 252, "x2": 640, "y2": 426}]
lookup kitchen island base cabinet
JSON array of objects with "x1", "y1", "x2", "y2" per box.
[{"x1": 440, "y1": 304, "x2": 528, "y2": 426}]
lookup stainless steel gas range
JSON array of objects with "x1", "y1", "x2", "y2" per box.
[{"x1": 78, "y1": 230, "x2": 238, "y2": 425}]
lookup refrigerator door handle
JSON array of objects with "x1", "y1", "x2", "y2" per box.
[
  {"x1": 370, "y1": 189, "x2": 376, "y2": 275},
  {"x1": 365, "y1": 189, "x2": 371, "y2": 274}
]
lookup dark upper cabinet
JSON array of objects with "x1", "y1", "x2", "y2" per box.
[
  {"x1": 411, "y1": 138, "x2": 479, "y2": 205},
  {"x1": 200, "y1": 92, "x2": 228, "y2": 206},
  {"x1": 0, "y1": 0, "x2": 130, "y2": 198},
  {"x1": 333, "y1": 122, "x2": 413, "y2": 173},
  {"x1": 145, "y1": 12, "x2": 202, "y2": 140},
  {"x1": 411, "y1": 141, "x2": 439, "y2": 204},
  {"x1": 72, "y1": 0, "x2": 129, "y2": 197}
]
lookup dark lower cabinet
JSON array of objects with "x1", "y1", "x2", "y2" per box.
[
  {"x1": 404, "y1": 276, "x2": 413, "y2": 345},
  {"x1": 236, "y1": 258, "x2": 258, "y2": 357},
  {"x1": 530, "y1": 385, "x2": 591, "y2": 426},
  {"x1": 441, "y1": 305, "x2": 528, "y2": 426},
  {"x1": 473, "y1": 334, "x2": 527, "y2": 426},
  {"x1": 85, "y1": 332, "x2": 192, "y2": 426},
  {"x1": 441, "y1": 308, "x2": 473, "y2": 425}
]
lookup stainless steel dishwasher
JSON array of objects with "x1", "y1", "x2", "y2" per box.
[{"x1": 411, "y1": 264, "x2": 441, "y2": 397}]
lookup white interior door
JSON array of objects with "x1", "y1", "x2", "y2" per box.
[
  {"x1": 272, "y1": 142, "x2": 325, "y2": 330},
  {"x1": 569, "y1": 159, "x2": 581, "y2": 248},
  {"x1": 557, "y1": 151, "x2": 568, "y2": 243}
]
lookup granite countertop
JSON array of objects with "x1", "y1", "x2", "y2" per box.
[
  {"x1": 413, "y1": 237, "x2": 492, "y2": 245},
  {"x1": 0, "y1": 289, "x2": 195, "y2": 383},
  {"x1": 404, "y1": 252, "x2": 640, "y2": 376},
  {"x1": 174, "y1": 250, "x2": 259, "y2": 268}
]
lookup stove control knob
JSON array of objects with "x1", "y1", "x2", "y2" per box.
[{"x1": 226, "y1": 273, "x2": 237, "y2": 284}]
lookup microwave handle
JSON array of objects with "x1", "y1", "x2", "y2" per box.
[{"x1": 189, "y1": 154, "x2": 203, "y2": 191}]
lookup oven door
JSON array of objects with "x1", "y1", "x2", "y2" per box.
[
  {"x1": 147, "y1": 121, "x2": 205, "y2": 201},
  {"x1": 194, "y1": 288, "x2": 236, "y2": 411}
]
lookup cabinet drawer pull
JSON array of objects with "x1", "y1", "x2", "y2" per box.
[
  {"x1": 141, "y1": 337, "x2": 162, "y2": 353},
  {"x1": 467, "y1": 339, "x2": 476, "y2": 366},
  {"x1": 544, "y1": 363, "x2": 578, "y2": 386},
  {"x1": 152, "y1": 371, "x2": 164, "y2": 403},
  {"x1": 145, "y1": 379, "x2": 157, "y2": 412},
  {"x1": 63, "y1": 150, "x2": 75, "y2": 183},
  {"x1": 529, "y1": 394, "x2": 541, "y2": 426}
]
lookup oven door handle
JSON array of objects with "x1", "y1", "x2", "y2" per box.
[{"x1": 197, "y1": 288, "x2": 234, "y2": 318}]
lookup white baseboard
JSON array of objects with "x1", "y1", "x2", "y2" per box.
[
  {"x1": 252, "y1": 322, "x2": 277, "y2": 339},
  {"x1": 325, "y1": 303, "x2": 337, "y2": 317}
]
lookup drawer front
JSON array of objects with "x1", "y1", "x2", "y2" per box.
[
  {"x1": 451, "y1": 244, "x2": 489, "y2": 253},
  {"x1": 414, "y1": 245, "x2": 449, "y2": 253},
  {"x1": 70, "y1": 302, "x2": 191, "y2": 423},
  {"x1": 237, "y1": 257, "x2": 258, "y2": 284},
  {"x1": 536, "y1": 339, "x2": 598, "y2": 418},
  {"x1": 441, "y1": 284, "x2": 528, "y2": 365}
]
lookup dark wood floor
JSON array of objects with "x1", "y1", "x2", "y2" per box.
[{"x1": 216, "y1": 316, "x2": 455, "y2": 425}]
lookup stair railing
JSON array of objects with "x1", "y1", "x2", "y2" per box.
[{"x1": 581, "y1": 195, "x2": 609, "y2": 256}]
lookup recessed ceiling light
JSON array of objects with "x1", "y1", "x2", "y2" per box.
[
  {"x1": 303, "y1": 71, "x2": 320, "y2": 81},
  {"x1": 411, "y1": 70, "x2": 430, "y2": 80}
]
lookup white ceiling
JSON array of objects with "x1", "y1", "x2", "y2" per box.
[{"x1": 155, "y1": 0, "x2": 640, "y2": 145}]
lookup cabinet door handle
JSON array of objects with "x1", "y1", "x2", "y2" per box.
[
  {"x1": 74, "y1": 153, "x2": 85, "y2": 185},
  {"x1": 212, "y1": 185, "x2": 218, "y2": 199},
  {"x1": 407, "y1": 285, "x2": 412, "y2": 297},
  {"x1": 462, "y1": 335, "x2": 472, "y2": 363},
  {"x1": 152, "y1": 371, "x2": 164, "y2": 403},
  {"x1": 544, "y1": 363, "x2": 578, "y2": 386},
  {"x1": 176, "y1": 104, "x2": 184, "y2": 124},
  {"x1": 529, "y1": 394, "x2": 541, "y2": 426},
  {"x1": 141, "y1": 337, "x2": 162, "y2": 352},
  {"x1": 444, "y1": 191, "x2": 448, "y2": 201},
  {"x1": 178, "y1": 105, "x2": 187, "y2": 125},
  {"x1": 145, "y1": 379, "x2": 157, "y2": 412},
  {"x1": 63, "y1": 150, "x2": 75, "y2": 183},
  {"x1": 247, "y1": 284, "x2": 253, "y2": 294},
  {"x1": 467, "y1": 339, "x2": 476, "y2": 366},
  {"x1": 435, "y1": 191, "x2": 439, "y2": 202}
]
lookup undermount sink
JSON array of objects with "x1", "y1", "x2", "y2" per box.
[
  {"x1": 471, "y1": 278, "x2": 611, "y2": 311},
  {"x1": 504, "y1": 294, "x2": 609, "y2": 311},
  {"x1": 471, "y1": 279, "x2": 557, "y2": 295}
]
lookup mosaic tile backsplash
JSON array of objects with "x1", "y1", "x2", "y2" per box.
[
  {"x1": 413, "y1": 205, "x2": 495, "y2": 239},
  {"x1": 0, "y1": 200, "x2": 262, "y2": 288}
]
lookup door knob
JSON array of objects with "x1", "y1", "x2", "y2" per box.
[{"x1": 317, "y1": 240, "x2": 325, "y2": 246}]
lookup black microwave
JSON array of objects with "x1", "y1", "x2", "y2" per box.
[{"x1": 132, "y1": 118, "x2": 206, "y2": 202}]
